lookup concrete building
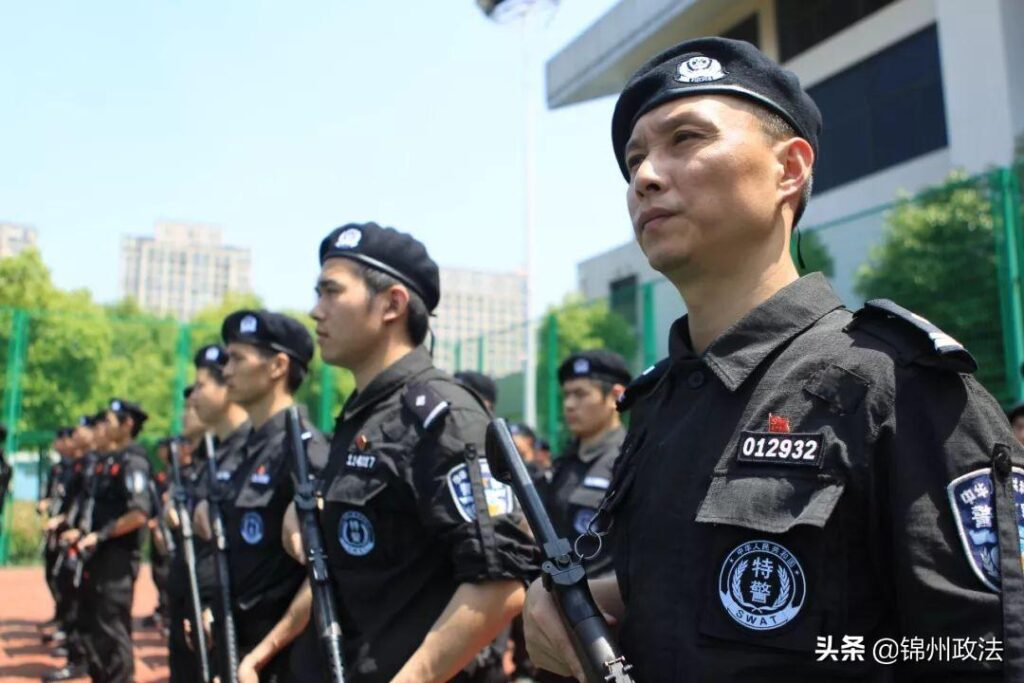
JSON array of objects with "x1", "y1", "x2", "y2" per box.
[
  {"x1": 432, "y1": 267, "x2": 527, "y2": 378},
  {"x1": 120, "y1": 222, "x2": 252, "y2": 320},
  {"x1": 561, "y1": 0, "x2": 1024, "y2": 353},
  {"x1": 0, "y1": 223, "x2": 38, "y2": 259}
]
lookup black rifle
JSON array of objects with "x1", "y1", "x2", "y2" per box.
[
  {"x1": 485, "y1": 418, "x2": 635, "y2": 683},
  {"x1": 52, "y1": 455, "x2": 91, "y2": 580},
  {"x1": 70, "y1": 454, "x2": 102, "y2": 588},
  {"x1": 148, "y1": 477, "x2": 177, "y2": 556},
  {"x1": 285, "y1": 406, "x2": 345, "y2": 683},
  {"x1": 203, "y1": 432, "x2": 240, "y2": 683},
  {"x1": 170, "y1": 439, "x2": 212, "y2": 683}
]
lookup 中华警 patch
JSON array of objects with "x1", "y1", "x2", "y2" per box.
[
  {"x1": 735, "y1": 430, "x2": 824, "y2": 467},
  {"x1": 240, "y1": 511, "x2": 264, "y2": 545},
  {"x1": 947, "y1": 467, "x2": 1024, "y2": 592},
  {"x1": 719, "y1": 540, "x2": 807, "y2": 631},
  {"x1": 447, "y1": 460, "x2": 516, "y2": 523},
  {"x1": 338, "y1": 510, "x2": 374, "y2": 556}
]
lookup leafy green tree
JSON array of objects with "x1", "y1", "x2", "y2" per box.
[
  {"x1": 855, "y1": 173, "x2": 1007, "y2": 401},
  {"x1": 793, "y1": 228, "x2": 835, "y2": 278},
  {"x1": 535, "y1": 294, "x2": 638, "y2": 450}
]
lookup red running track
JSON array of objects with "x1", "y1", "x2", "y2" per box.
[{"x1": 0, "y1": 565, "x2": 169, "y2": 682}]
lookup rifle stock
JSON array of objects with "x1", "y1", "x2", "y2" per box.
[{"x1": 203, "y1": 432, "x2": 240, "y2": 683}]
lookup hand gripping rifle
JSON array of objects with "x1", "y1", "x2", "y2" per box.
[
  {"x1": 286, "y1": 406, "x2": 345, "y2": 683},
  {"x1": 170, "y1": 439, "x2": 212, "y2": 683},
  {"x1": 70, "y1": 454, "x2": 102, "y2": 588},
  {"x1": 203, "y1": 432, "x2": 240, "y2": 683},
  {"x1": 484, "y1": 419, "x2": 635, "y2": 683}
]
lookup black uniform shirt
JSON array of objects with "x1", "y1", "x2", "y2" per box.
[
  {"x1": 545, "y1": 426, "x2": 625, "y2": 576},
  {"x1": 92, "y1": 443, "x2": 152, "y2": 556},
  {"x1": 606, "y1": 273, "x2": 1023, "y2": 681},
  {"x1": 193, "y1": 422, "x2": 251, "y2": 601},
  {"x1": 306, "y1": 347, "x2": 538, "y2": 682},
  {"x1": 221, "y1": 408, "x2": 328, "y2": 612}
]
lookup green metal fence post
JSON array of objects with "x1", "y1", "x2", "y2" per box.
[
  {"x1": 477, "y1": 335, "x2": 485, "y2": 372},
  {"x1": 0, "y1": 308, "x2": 29, "y2": 566},
  {"x1": 545, "y1": 314, "x2": 559, "y2": 448},
  {"x1": 170, "y1": 323, "x2": 190, "y2": 434},
  {"x1": 454, "y1": 341, "x2": 462, "y2": 372},
  {"x1": 992, "y1": 168, "x2": 1024, "y2": 406},
  {"x1": 641, "y1": 281, "x2": 657, "y2": 368},
  {"x1": 318, "y1": 363, "x2": 335, "y2": 433}
]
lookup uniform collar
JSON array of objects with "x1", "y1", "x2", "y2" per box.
[
  {"x1": 247, "y1": 407, "x2": 295, "y2": 452},
  {"x1": 341, "y1": 347, "x2": 434, "y2": 420},
  {"x1": 216, "y1": 421, "x2": 251, "y2": 460},
  {"x1": 668, "y1": 273, "x2": 844, "y2": 392},
  {"x1": 576, "y1": 426, "x2": 627, "y2": 464}
]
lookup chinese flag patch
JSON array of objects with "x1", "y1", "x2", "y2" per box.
[{"x1": 768, "y1": 413, "x2": 791, "y2": 434}]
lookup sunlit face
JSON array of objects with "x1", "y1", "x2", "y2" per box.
[
  {"x1": 561, "y1": 378, "x2": 620, "y2": 440},
  {"x1": 310, "y1": 258, "x2": 389, "y2": 369},
  {"x1": 72, "y1": 425, "x2": 93, "y2": 452},
  {"x1": 181, "y1": 399, "x2": 205, "y2": 441},
  {"x1": 191, "y1": 367, "x2": 232, "y2": 425},
  {"x1": 1013, "y1": 415, "x2": 1024, "y2": 447},
  {"x1": 624, "y1": 95, "x2": 788, "y2": 281},
  {"x1": 223, "y1": 342, "x2": 278, "y2": 408}
]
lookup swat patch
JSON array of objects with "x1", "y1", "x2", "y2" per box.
[
  {"x1": 573, "y1": 507, "x2": 597, "y2": 535},
  {"x1": 447, "y1": 460, "x2": 516, "y2": 523},
  {"x1": 736, "y1": 431, "x2": 824, "y2": 468},
  {"x1": 719, "y1": 540, "x2": 807, "y2": 631},
  {"x1": 947, "y1": 467, "x2": 1024, "y2": 592},
  {"x1": 240, "y1": 511, "x2": 264, "y2": 545},
  {"x1": 338, "y1": 510, "x2": 374, "y2": 556}
]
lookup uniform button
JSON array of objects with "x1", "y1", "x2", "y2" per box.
[
  {"x1": 687, "y1": 370, "x2": 706, "y2": 389},
  {"x1": 993, "y1": 446, "x2": 1011, "y2": 477}
]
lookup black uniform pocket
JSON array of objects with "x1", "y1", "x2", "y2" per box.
[{"x1": 694, "y1": 473, "x2": 845, "y2": 652}]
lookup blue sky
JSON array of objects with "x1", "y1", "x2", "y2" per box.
[{"x1": 0, "y1": 0, "x2": 633, "y2": 316}]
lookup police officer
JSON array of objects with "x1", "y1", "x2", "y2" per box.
[
  {"x1": 74, "y1": 399, "x2": 152, "y2": 682},
  {"x1": 40, "y1": 427, "x2": 74, "y2": 630},
  {"x1": 1008, "y1": 403, "x2": 1024, "y2": 446},
  {"x1": 286, "y1": 222, "x2": 538, "y2": 683},
  {"x1": 524, "y1": 37, "x2": 1024, "y2": 681},
  {"x1": 146, "y1": 438, "x2": 174, "y2": 632},
  {"x1": 189, "y1": 343, "x2": 251, "y2": 680},
  {"x1": 455, "y1": 371, "x2": 498, "y2": 413},
  {"x1": 209, "y1": 309, "x2": 328, "y2": 682},
  {"x1": 545, "y1": 350, "x2": 630, "y2": 578}
]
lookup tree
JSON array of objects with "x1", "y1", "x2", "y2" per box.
[
  {"x1": 534, "y1": 294, "x2": 638, "y2": 451},
  {"x1": 855, "y1": 173, "x2": 1007, "y2": 401},
  {"x1": 793, "y1": 228, "x2": 835, "y2": 278}
]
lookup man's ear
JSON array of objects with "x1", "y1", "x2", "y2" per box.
[
  {"x1": 609, "y1": 384, "x2": 626, "y2": 405},
  {"x1": 269, "y1": 352, "x2": 290, "y2": 383},
  {"x1": 776, "y1": 136, "x2": 814, "y2": 209},
  {"x1": 380, "y1": 285, "x2": 410, "y2": 325}
]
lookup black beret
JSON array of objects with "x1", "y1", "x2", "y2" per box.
[
  {"x1": 319, "y1": 222, "x2": 441, "y2": 313},
  {"x1": 109, "y1": 398, "x2": 149, "y2": 426},
  {"x1": 221, "y1": 309, "x2": 314, "y2": 370},
  {"x1": 194, "y1": 344, "x2": 228, "y2": 371},
  {"x1": 454, "y1": 371, "x2": 498, "y2": 405},
  {"x1": 558, "y1": 349, "x2": 632, "y2": 387},
  {"x1": 77, "y1": 414, "x2": 95, "y2": 428},
  {"x1": 508, "y1": 421, "x2": 536, "y2": 442},
  {"x1": 612, "y1": 37, "x2": 822, "y2": 180}
]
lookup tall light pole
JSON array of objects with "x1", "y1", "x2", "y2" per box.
[{"x1": 476, "y1": 0, "x2": 557, "y2": 428}]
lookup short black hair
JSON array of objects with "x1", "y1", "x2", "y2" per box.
[
  {"x1": 197, "y1": 364, "x2": 227, "y2": 385},
  {"x1": 749, "y1": 103, "x2": 813, "y2": 227},
  {"x1": 110, "y1": 410, "x2": 145, "y2": 438},
  {"x1": 352, "y1": 261, "x2": 430, "y2": 346},
  {"x1": 255, "y1": 347, "x2": 307, "y2": 394}
]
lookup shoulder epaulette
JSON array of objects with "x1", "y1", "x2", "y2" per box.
[
  {"x1": 617, "y1": 358, "x2": 671, "y2": 412},
  {"x1": 848, "y1": 299, "x2": 977, "y2": 374},
  {"x1": 402, "y1": 382, "x2": 452, "y2": 430}
]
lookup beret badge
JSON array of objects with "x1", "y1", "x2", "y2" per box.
[
  {"x1": 676, "y1": 55, "x2": 725, "y2": 83},
  {"x1": 335, "y1": 228, "x2": 362, "y2": 250},
  {"x1": 239, "y1": 315, "x2": 258, "y2": 334}
]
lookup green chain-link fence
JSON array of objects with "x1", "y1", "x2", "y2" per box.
[{"x1": 3, "y1": 162, "x2": 1023, "y2": 564}]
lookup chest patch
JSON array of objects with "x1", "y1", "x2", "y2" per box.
[
  {"x1": 947, "y1": 467, "x2": 1024, "y2": 592},
  {"x1": 719, "y1": 540, "x2": 807, "y2": 631},
  {"x1": 250, "y1": 465, "x2": 271, "y2": 485},
  {"x1": 447, "y1": 460, "x2": 516, "y2": 523},
  {"x1": 240, "y1": 510, "x2": 264, "y2": 545},
  {"x1": 338, "y1": 510, "x2": 375, "y2": 556},
  {"x1": 736, "y1": 431, "x2": 824, "y2": 467},
  {"x1": 344, "y1": 452, "x2": 377, "y2": 471},
  {"x1": 582, "y1": 476, "x2": 610, "y2": 490}
]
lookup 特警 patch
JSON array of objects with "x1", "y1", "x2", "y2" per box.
[
  {"x1": 719, "y1": 540, "x2": 806, "y2": 631},
  {"x1": 240, "y1": 510, "x2": 264, "y2": 545},
  {"x1": 338, "y1": 510, "x2": 375, "y2": 556},
  {"x1": 947, "y1": 467, "x2": 1024, "y2": 592},
  {"x1": 447, "y1": 460, "x2": 516, "y2": 523}
]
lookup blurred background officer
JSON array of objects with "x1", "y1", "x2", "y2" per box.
[
  {"x1": 78, "y1": 399, "x2": 152, "y2": 682},
  {"x1": 544, "y1": 350, "x2": 630, "y2": 579},
  {"x1": 1008, "y1": 403, "x2": 1024, "y2": 446},
  {"x1": 289, "y1": 222, "x2": 538, "y2": 682},
  {"x1": 524, "y1": 36, "x2": 1024, "y2": 681},
  {"x1": 455, "y1": 370, "x2": 498, "y2": 413},
  {"x1": 209, "y1": 309, "x2": 328, "y2": 683}
]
